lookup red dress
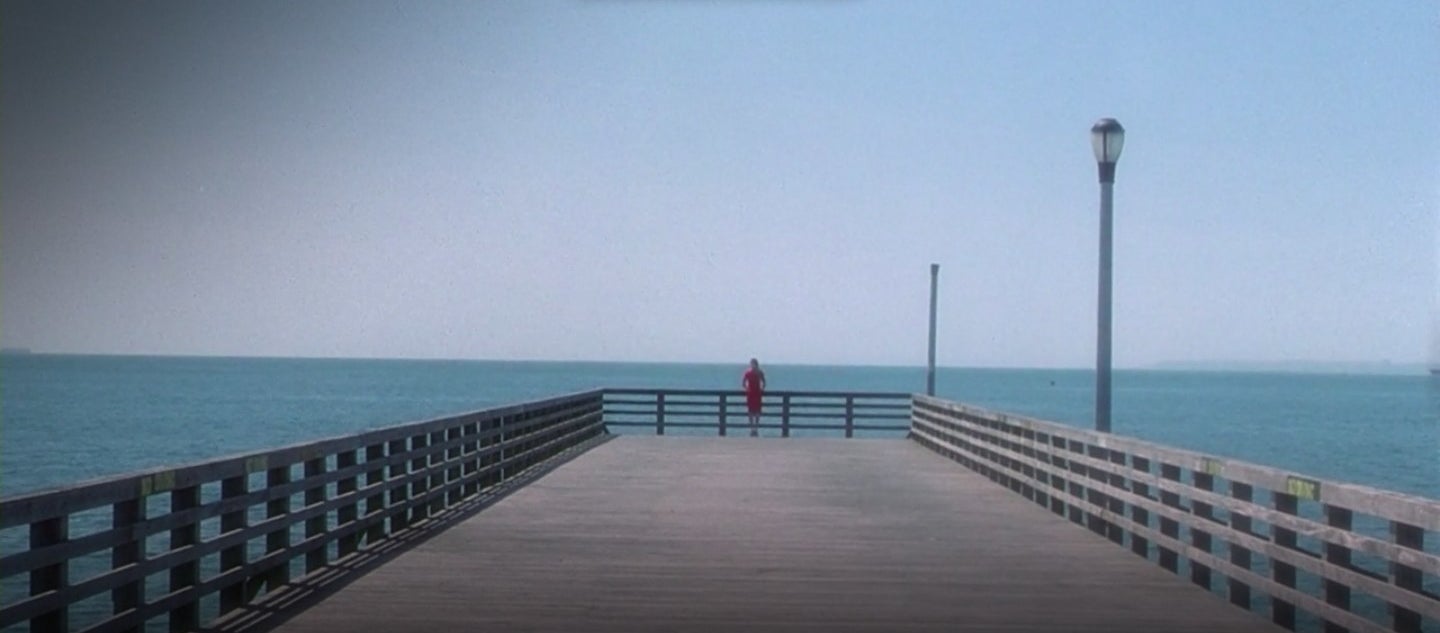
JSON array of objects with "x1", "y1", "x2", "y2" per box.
[{"x1": 742, "y1": 369, "x2": 765, "y2": 413}]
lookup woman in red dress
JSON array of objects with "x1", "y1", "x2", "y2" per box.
[{"x1": 741, "y1": 358, "x2": 766, "y2": 437}]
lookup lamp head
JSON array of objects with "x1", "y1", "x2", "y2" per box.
[{"x1": 1090, "y1": 118, "x2": 1124, "y2": 182}]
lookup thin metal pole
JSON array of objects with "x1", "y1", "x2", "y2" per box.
[
  {"x1": 927, "y1": 263, "x2": 939, "y2": 396},
  {"x1": 1096, "y1": 180, "x2": 1114, "y2": 433}
]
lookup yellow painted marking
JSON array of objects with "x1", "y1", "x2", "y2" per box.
[
  {"x1": 1285, "y1": 476, "x2": 1320, "y2": 501},
  {"x1": 1201, "y1": 458, "x2": 1222, "y2": 476},
  {"x1": 153, "y1": 470, "x2": 175, "y2": 493}
]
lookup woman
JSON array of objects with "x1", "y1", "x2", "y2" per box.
[{"x1": 741, "y1": 358, "x2": 766, "y2": 437}]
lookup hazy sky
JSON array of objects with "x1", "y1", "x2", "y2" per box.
[{"x1": 3, "y1": 1, "x2": 1437, "y2": 367}]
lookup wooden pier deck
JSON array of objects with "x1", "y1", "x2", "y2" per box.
[{"x1": 273, "y1": 436, "x2": 1281, "y2": 633}]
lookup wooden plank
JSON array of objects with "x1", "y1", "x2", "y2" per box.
[{"x1": 276, "y1": 437, "x2": 1281, "y2": 633}]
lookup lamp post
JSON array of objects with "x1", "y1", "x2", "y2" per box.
[
  {"x1": 1091, "y1": 118, "x2": 1124, "y2": 433},
  {"x1": 927, "y1": 263, "x2": 939, "y2": 396}
]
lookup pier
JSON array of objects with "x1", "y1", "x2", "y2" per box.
[{"x1": 2, "y1": 390, "x2": 1437, "y2": 632}]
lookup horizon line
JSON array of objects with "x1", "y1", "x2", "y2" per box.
[{"x1": 1, "y1": 350, "x2": 1431, "y2": 375}]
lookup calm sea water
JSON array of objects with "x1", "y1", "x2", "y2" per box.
[
  {"x1": 2, "y1": 354, "x2": 1435, "y2": 498},
  {"x1": 1, "y1": 354, "x2": 1436, "y2": 631}
]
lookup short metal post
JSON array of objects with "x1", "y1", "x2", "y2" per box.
[
  {"x1": 844, "y1": 396, "x2": 855, "y2": 438},
  {"x1": 781, "y1": 395, "x2": 791, "y2": 438}
]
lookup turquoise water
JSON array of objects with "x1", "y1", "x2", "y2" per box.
[
  {"x1": 0, "y1": 354, "x2": 1436, "y2": 631},
  {"x1": 2, "y1": 354, "x2": 1435, "y2": 498}
]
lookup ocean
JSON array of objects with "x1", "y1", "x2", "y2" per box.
[
  {"x1": 2, "y1": 354, "x2": 1435, "y2": 499},
  {"x1": 0, "y1": 354, "x2": 1436, "y2": 631}
]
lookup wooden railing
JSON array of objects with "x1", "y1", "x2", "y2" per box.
[
  {"x1": 602, "y1": 388, "x2": 911, "y2": 438},
  {"x1": 0, "y1": 390, "x2": 606, "y2": 633},
  {"x1": 910, "y1": 394, "x2": 1440, "y2": 633}
]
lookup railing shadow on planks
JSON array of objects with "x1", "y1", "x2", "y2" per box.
[
  {"x1": 1, "y1": 389, "x2": 1435, "y2": 633},
  {"x1": 909, "y1": 394, "x2": 1440, "y2": 633}
]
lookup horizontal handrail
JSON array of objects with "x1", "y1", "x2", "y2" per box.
[
  {"x1": 910, "y1": 394, "x2": 1439, "y2": 633},
  {"x1": 0, "y1": 390, "x2": 609, "y2": 633},
  {"x1": 601, "y1": 388, "x2": 912, "y2": 438},
  {"x1": 603, "y1": 387, "x2": 913, "y2": 399}
]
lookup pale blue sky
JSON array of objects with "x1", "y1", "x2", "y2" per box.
[{"x1": 2, "y1": 1, "x2": 1437, "y2": 367}]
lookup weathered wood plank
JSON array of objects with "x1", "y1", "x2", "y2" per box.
[{"x1": 275, "y1": 437, "x2": 1281, "y2": 633}]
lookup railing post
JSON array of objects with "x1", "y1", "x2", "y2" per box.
[
  {"x1": 1066, "y1": 439, "x2": 1086, "y2": 525},
  {"x1": 30, "y1": 516, "x2": 69, "y2": 633},
  {"x1": 1271, "y1": 491, "x2": 1299, "y2": 630},
  {"x1": 112, "y1": 498, "x2": 144, "y2": 633},
  {"x1": 1157, "y1": 463, "x2": 1182, "y2": 573},
  {"x1": 1228, "y1": 482, "x2": 1254, "y2": 610},
  {"x1": 656, "y1": 393, "x2": 666, "y2": 436},
  {"x1": 1033, "y1": 431, "x2": 1053, "y2": 504},
  {"x1": 1322, "y1": 505, "x2": 1352, "y2": 633},
  {"x1": 1128, "y1": 456, "x2": 1150, "y2": 559},
  {"x1": 1107, "y1": 449, "x2": 1127, "y2": 545},
  {"x1": 1390, "y1": 521, "x2": 1424, "y2": 633},
  {"x1": 498, "y1": 415, "x2": 511, "y2": 481},
  {"x1": 1190, "y1": 472, "x2": 1215, "y2": 591},
  {"x1": 446, "y1": 426, "x2": 463, "y2": 507},
  {"x1": 719, "y1": 394, "x2": 728, "y2": 437},
  {"x1": 364, "y1": 443, "x2": 387, "y2": 545},
  {"x1": 169, "y1": 485, "x2": 200, "y2": 633},
  {"x1": 336, "y1": 449, "x2": 359, "y2": 557},
  {"x1": 461, "y1": 421, "x2": 480, "y2": 498},
  {"x1": 781, "y1": 395, "x2": 791, "y2": 438},
  {"x1": 1049, "y1": 435, "x2": 1069, "y2": 517},
  {"x1": 219, "y1": 474, "x2": 248, "y2": 614},
  {"x1": 304, "y1": 456, "x2": 328, "y2": 574},
  {"x1": 429, "y1": 429, "x2": 446, "y2": 516},
  {"x1": 482, "y1": 417, "x2": 502, "y2": 489},
  {"x1": 844, "y1": 396, "x2": 855, "y2": 438},
  {"x1": 410, "y1": 433, "x2": 430, "y2": 523},
  {"x1": 264, "y1": 466, "x2": 291, "y2": 594},
  {"x1": 1084, "y1": 445, "x2": 1113, "y2": 541},
  {"x1": 388, "y1": 439, "x2": 409, "y2": 533}
]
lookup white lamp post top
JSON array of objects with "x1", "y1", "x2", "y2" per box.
[{"x1": 1091, "y1": 118, "x2": 1125, "y2": 182}]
